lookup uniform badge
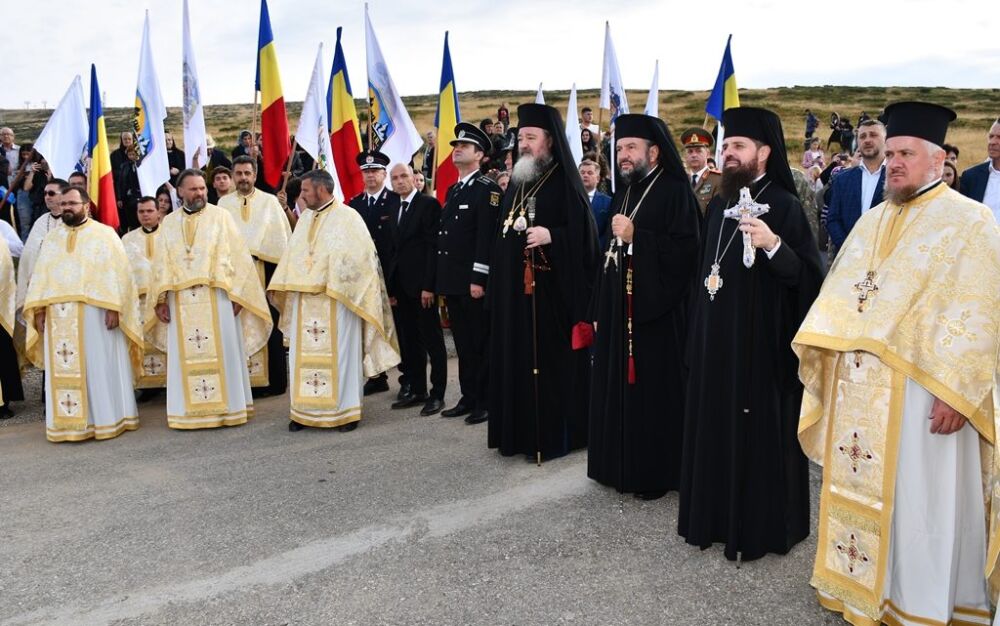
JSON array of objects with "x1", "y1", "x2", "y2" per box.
[
  {"x1": 366, "y1": 156, "x2": 374, "y2": 164},
  {"x1": 700, "y1": 183, "x2": 713, "y2": 195},
  {"x1": 489, "y1": 192, "x2": 500, "y2": 206},
  {"x1": 459, "y1": 130, "x2": 466, "y2": 139}
]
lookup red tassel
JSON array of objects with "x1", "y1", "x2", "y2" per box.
[
  {"x1": 628, "y1": 355, "x2": 636, "y2": 384},
  {"x1": 571, "y1": 322, "x2": 594, "y2": 350},
  {"x1": 523, "y1": 262, "x2": 533, "y2": 295}
]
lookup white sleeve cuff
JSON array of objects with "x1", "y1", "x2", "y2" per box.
[{"x1": 764, "y1": 239, "x2": 781, "y2": 259}]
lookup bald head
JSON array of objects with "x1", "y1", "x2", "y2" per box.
[{"x1": 390, "y1": 163, "x2": 415, "y2": 197}]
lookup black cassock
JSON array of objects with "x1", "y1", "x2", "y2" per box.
[
  {"x1": 487, "y1": 164, "x2": 599, "y2": 460},
  {"x1": 0, "y1": 324, "x2": 24, "y2": 407},
  {"x1": 678, "y1": 174, "x2": 823, "y2": 561},
  {"x1": 588, "y1": 169, "x2": 700, "y2": 493}
]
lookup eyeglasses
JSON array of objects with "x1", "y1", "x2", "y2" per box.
[
  {"x1": 58, "y1": 201, "x2": 88, "y2": 208},
  {"x1": 45, "y1": 190, "x2": 60, "y2": 196}
]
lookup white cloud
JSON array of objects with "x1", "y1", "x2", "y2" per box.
[{"x1": 4, "y1": 0, "x2": 998, "y2": 110}]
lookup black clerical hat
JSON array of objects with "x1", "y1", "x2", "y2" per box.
[
  {"x1": 356, "y1": 150, "x2": 390, "y2": 170},
  {"x1": 721, "y1": 107, "x2": 798, "y2": 197},
  {"x1": 450, "y1": 122, "x2": 491, "y2": 153},
  {"x1": 883, "y1": 101, "x2": 956, "y2": 147},
  {"x1": 613, "y1": 114, "x2": 689, "y2": 183},
  {"x1": 516, "y1": 103, "x2": 557, "y2": 133}
]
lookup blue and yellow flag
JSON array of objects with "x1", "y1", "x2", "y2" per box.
[{"x1": 705, "y1": 35, "x2": 739, "y2": 120}]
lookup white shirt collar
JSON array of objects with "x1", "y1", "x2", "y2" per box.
[
  {"x1": 587, "y1": 189, "x2": 596, "y2": 200},
  {"x1": 367, "y1": 189, "x2": 382, "y2": 201},
  {"x1": 862, "y1": 159, "x2": 886, "y2": 176},
  {"x1": 402, "y1": 189, "x2": 418, "y2": 204},
  {"x1": 753, "y1": 172, "x2": 767, "y2": 184},
  {"x1": 989, "y1": 160, "x2": 1000, "y2": 175},
  {"x1": 458, "y1": 169, "x2": 478, "y2": 186},
  {"x1": 692, "y1": 166, "x2": 708, "y2": 180}
]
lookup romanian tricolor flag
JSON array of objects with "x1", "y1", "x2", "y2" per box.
[
  {"x1": 327, "y1": 27, "x2": 363, "y2": 201},
  {"x1": 433, "y1": 32, "x2": 460, "y2": 205},
  {"x1": 87, "y1": 64, "x2": 118, "y2": 230},
  {"x1": 705, "y1": 35, "x2": 740, "y2": 121},
  {"x1": 255, "y1": 0, "x2": 290, "y2": 189}
]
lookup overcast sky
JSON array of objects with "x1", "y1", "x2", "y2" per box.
[{"x1": 5, "y1": 0, "x2": 999, "y2": 110}]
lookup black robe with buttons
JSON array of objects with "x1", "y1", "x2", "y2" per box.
[
  {"x1": 587, "y1": 167, "x2": 700, "y2": 494},
  {"x1": 487, "y1": 163, "x2": 599, "y2": 460},
  {"x1": 678, "y1": 174, "x2": 824, "y2": 561}
]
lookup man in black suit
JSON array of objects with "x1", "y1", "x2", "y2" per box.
[
  {"x1": 437, "y1": 123, "x2": 502, "y2": 425},
  {"x1": 385, "y1": 163, "x2": 447, "y2": 416},
  {"x1": 347, "y1": 150, "x2": 401, "y2": 396},
  {"x1": 959, "y1": 118, "x2": 1000, "y2": 223}
]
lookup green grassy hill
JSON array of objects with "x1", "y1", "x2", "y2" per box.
[{"x1": 2, "y1": 86, "x2": 997, "y2": 169}]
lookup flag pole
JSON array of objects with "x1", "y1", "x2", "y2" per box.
[{"x1": 279, "y1": 138, "x2": 297, "y2": 194}]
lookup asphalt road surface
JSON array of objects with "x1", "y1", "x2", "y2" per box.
[{"x1": 1, "y1": 362, "x2": 842, "y2": 626}]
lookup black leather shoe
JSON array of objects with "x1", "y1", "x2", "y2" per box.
[
  {"x1": 338, "y1": 421, "x2": 358, "y2": 432},
  {"x1": 391, "y1": 392, "x2": 428, "y2": 409},
  {"x1": 464, "y1": 409, "x2": 488, "y2": 424},
  {"x1": 396, "y1": 384, "x2": 412, "y2": 401},
  {"x1": 363, "y1": 377, "x2": 389, "y2": 396},
  {"x1": 0, "y1": 404, "x2": 13, "y2": 419},
  {"x1": 441, "y1": 402, "x2": 472, "y2": 418},
  {"x1": 420, "y1": 398, "x2": 444, "y2": 416},
  {"x1": 288, "y1": 420, "x2": 304, "y2": 432},
  {"x1": 634, "y1": 490, "x2": 667, "y2": 501},
  {"x1": 136, "y1": 389, "x2": 162, "y2": 403}
]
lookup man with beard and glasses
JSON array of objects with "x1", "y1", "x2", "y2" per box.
[
  {"x1": 23, "y1": 185, "x2": 142, "y2": 442},
  {"x1": 146, "y1": 169, "x2": 272, "y2": 430},
  {"x1": 825, "y1": 119, "x2": 887, "y2": 252},
  {"x1": 795, "y1": 102, "x2": 1000, "y2": 626},
  {"x1": 487, "y1": 103, "x2": 599, "y2": 463},
  {"x1": 678, "y1": 107, "x2": 824, "y2": 562},
  {"x1": 587, "y1": 114, "x2": 700, "y2": 499},
  {"x1": 269, "y1": 170, "x2": 399, "y2": 433},
  {"x1": 218, "y1": 155, "x2": 291, "y2": 397}
]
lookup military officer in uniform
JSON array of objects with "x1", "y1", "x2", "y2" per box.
[
  {"x1": 348, "y1": 150, "x2": 401, "y2": 396},
  {"x1": 680, "y1": 127, "x2": 721, "y2": 216},
  {"x1": 437, "y1": 122, "x2": 502, "y2": 425}
]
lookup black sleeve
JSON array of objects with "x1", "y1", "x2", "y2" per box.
[
  {"x1": 472, "y1": 181, "x2": 501, "y2": 288},
  {"x1": 422, "y1": 196, "x2": 442, "y2": 293}
]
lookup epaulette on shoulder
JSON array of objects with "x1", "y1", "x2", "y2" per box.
[{"x1": 475, "y1": 175, "x2": 495, "y2": 185}]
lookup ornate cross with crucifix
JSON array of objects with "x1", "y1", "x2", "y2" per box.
[
  {"x1": 723, "y1": 187, "x2": 770, "y2": 268},
  {"x1": 853, "y1": 271, "x2": 879, "y2": 313}
]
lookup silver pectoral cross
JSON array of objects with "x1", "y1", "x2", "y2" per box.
[{"x1": 723, "y1": 187, "x2": 770, "y2": 268}]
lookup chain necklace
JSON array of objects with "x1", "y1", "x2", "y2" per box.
[
  {"x1": 704, "y1": 181, "x2": 771, "y2": 301},
  {"x1": 602, "y1": 167, "x2": 665, "y2": 271},
  {"x1": 304, "y1": 200, "x2": 335, "y2": 270},
  {"x1": 502, "y1": 165, "x2": 557, "y2": 237}
]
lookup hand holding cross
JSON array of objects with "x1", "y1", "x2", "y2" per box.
[{"x1": 723, "y1": 187, "x2": 771, "y2": 268}]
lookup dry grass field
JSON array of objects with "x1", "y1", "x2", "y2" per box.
[{"x1": 2, "y1": 86, "x2": 997, "y2": 171}]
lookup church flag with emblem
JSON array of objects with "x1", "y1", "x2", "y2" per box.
[
  {"x1": 297, "y1": 43, "x2": 343, "y2": 201},
  {"x1": 364, "y1": 3, "x2": 422, "y2": 168},
  {"x1": 433, "y1": 31, "x2": 460, "y2": 205},
  {"x1": 181, "y1": 0, "x2": 207, "y2": 169},
  {"x1": 133, "y1": 10, "x2": 170, "y2": 196},
  {"x1": 600, "y1": 22, "x2": 629, "y2": 123}
]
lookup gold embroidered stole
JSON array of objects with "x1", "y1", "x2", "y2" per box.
[
  {"x1": 291, "y1": 293, "x2": 339, "y2": 409},
  {"x1": 46, "y1": 302, "x2": 89, "y2": 433},
  {"x1": 246, "y1": 259, "x2": 269, "y2": 387},
  {"x1": 175, "y1": 285, "x2": 229, "y2": 416},
  {"x1": 123, "y1": 228, "x2": 166, "y2": 388},
  {"x1": 810, "y1": 352, "x2": 904, "y2": 620}
]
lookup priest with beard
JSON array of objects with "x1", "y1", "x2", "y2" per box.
[
  {"x1": 678, "y1": 107, "x2": 824, "y2": 562},
  {"x1": 588, "y1": 114, "x2": 700, "y2": 499},
  {"x1": 488, "y1": 103, "x2": 599, "y2": 463}
]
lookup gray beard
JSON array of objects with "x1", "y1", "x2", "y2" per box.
[
  {"x1": 184, "y1": 198, "x2": 206, "y2": 213},
  {"x1": 511, "y1": 154, "x2": 552, "y2": 186},
  {"x1": 623, "y1": 162, "x2": 651, "y2": 185}
]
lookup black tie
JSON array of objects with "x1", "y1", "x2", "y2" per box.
[
  {"x1": 368, "y1": 196, "x2": 376, "y2": 209},
  {"x1": 398, "y1": 201, "x2": 409, "y2": 224},
  {"x1": 691, "y1": 174, "x2": 698, "y2": 188}
]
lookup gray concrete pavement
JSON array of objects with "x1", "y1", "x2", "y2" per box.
[{"x1": 0, "y1": 359, "x2": 841, "y2": 626}]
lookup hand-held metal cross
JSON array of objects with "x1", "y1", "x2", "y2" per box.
[{"x1": 723, "y1": 187, "x2": 770, "y2": 268}]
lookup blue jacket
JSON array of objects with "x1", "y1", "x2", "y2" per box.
[
  {"x1": 825, "y1": 165, "x2": 885, "y2": 248},
  {"x1": 590, "y1": 191, "x2": 613, "y2": 250},
  {"x1": 959, "y1": 161, "x2": 991, "y2": 203}
]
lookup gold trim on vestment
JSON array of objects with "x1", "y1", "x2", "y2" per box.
[
  {"x1": 816, "y1": 590, "x2": 991, "y2": 626},
  {"x1": 166, "y1": 408, "x2": 250, "y2": 430},
  {"x1": 291, "y1": 293, "x2": 339, "y2": 410},
  {"x1": 247, "y1": 258, "x2": 270, "y2": 387},
  {"x1": 173, "y1": 286, "x2": 230, "y2": 423},
  {"x1": 810, "y1": 353, "x2": 904, "y2": 620},
  {"x1": 46, "y1": 302, "x2": 89, "y2": 434},
  {"x1": 46, "y1": 416, "x2": 139, "y2": 443},
  {"x1": 290, "y1": 406, "x2": 360, "y2": 428}
]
